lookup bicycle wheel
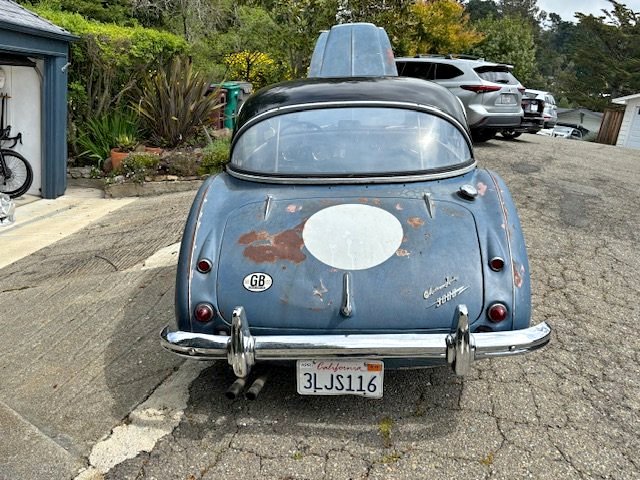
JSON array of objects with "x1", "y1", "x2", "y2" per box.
[{"x1": 0, "y1": 149, "x2": 33, "y2": 198}]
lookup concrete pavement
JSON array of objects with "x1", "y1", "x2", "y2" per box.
[
  {"x1": 1, "y1": 135, "x2": 639, "y2": 479},
  {"x1": 0, "y1": 188, "x2": 136, "y2": 269},
  {"x1": 0, "y1": 190, "x2": 195, "y2": 480}
]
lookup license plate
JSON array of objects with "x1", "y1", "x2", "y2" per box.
[
  {"x1": 497, "y1": 94, "x2": 517, "y2": 105},
  {"x1": 296, "y1": 359, "x2": 384, "y2": 398}
]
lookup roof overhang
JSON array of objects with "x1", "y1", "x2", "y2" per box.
[
  {"x1": 612, "y1": 93, "x2": 640, "y2": 105},
  {"x1": 0, "y1": 20, "x2": 78, "y2": 43}
]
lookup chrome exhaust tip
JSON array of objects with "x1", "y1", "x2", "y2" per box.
[
  {"x1": 245, "y1": 373, "x2": 268, "y2": 401},
  {"x1": 225, "y1": 377, "x2": 246, "y2": 400}
]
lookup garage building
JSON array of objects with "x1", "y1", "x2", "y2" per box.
[
  {"x1": 0, "y1": 0, "x2": 76, "y2": 198},
  {"x1": 613, "y1": 93, "x2": 640, "y2": 150}
]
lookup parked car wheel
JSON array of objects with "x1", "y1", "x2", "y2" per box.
[
  {"x1": 471, "y1": 129, "x2": 497, "y2": 143},
  {"x1": 500, "y1": 129, "x2": 522, "y2": 140}
]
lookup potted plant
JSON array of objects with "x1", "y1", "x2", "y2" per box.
[{"x1": 110, "y1": 134, "x2": 137, "y2": 170}]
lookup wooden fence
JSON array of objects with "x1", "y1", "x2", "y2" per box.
[{"x1": 596, "y1": 106, "x2": 625, "y2": 145}]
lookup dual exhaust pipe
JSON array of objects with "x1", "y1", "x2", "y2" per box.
[{"x1": 225, "y1": 371, "x2": 269, "y2": 400}]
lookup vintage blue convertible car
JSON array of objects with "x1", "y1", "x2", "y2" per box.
[{"x1": 161, "y1": 75, "x2": 551, "y2": 398}]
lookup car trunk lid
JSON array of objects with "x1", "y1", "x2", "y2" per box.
[{"x1": 216, "y1": 197, "x2": 484, "y2": 333}]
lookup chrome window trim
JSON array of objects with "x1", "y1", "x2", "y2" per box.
[{"x1": 226, "y1": 161, "x2": 477, "y2": 185}]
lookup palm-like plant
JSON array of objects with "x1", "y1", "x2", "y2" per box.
[{"x1": 135, "y1": 57, "x2": 222, "y2": 148}]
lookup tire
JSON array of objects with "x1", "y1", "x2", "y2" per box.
[
  {"x1": 500, "y1": 130, "x2": 522, "y2": 140},
  {"x1": 0, "y1": 150, "x2": 33, "y2": 198},
  {"x1": 471, "y1": 129, "x2": 497, "y2": 143}
]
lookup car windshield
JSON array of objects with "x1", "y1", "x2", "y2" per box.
[{"x1": 231, "y1": 107, "x2": 471, "y2": 176}]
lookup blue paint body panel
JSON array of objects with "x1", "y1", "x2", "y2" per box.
[{"x1": 175, "y1": 76, "x2": 532, "y2": 368}]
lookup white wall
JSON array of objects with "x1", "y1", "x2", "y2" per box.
[
  {"x1": 616, "y1": 97, "x2": 640, "y2": 149},
  {"x1": 0, "y1": 63, "x2": 42, "y2": 196}
]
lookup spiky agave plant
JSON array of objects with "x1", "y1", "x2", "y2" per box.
[{"x1": 136, "y1": 57, "x2": 222, "y2": 148}]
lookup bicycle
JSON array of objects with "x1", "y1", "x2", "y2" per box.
[{"x1": 0, "y1": 125, "x2": 33, "y2": 198}]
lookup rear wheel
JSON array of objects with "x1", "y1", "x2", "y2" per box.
[
  {"x1": 500, "y1": 129, "x2": 522, "y2": 140},
  {"x1": 0, "y1": 150, "x2": 33, "y2": 198},
  {"x1": 471, "y1": 129, "x2": 497, "y2": 143}
]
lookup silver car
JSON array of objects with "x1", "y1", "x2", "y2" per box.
[{"x1": 396, "y1": 55, "x2": 524, "y2": 141}]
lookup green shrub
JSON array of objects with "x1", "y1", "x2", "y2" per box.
[
  {"x1": 118, "y1": 152, "x2": 160, "y2": 183},
  {"x1": 135, "y1": 57, "x2": 223, "y2": 147},
  {"x1": 31, "y1": 7, "x2": 188, "y2": 126},
  {"x1": 199, "y1": 138, "x2": 231, "y2": 175},
  {"x1": 76, "y1": 109, "x2": 139, "y2": 168}
]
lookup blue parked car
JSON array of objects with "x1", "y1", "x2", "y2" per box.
[{"x1": 160, "y1": 74, "x2": 551, "y2": 399}]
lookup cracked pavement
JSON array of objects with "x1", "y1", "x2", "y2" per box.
[{"x1": 1, "y1": 134, "x2": 639, "y2": 479}]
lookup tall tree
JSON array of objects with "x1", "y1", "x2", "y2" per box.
[
  {"x1": 464, "y1": 0, "x2": 500, "y2": 22},
  {"x1": 408, "y1": 0, "x2": 484, "y2": 55},
  {"x1": 559, "y1": 1, "x2": 640, "y2": 110},
  {"x1": 471, "y1": 15, "x2": 536, "y2": 84},
  {"x1": 498, "y1": 0, "x2": 538, "y2": 20}
]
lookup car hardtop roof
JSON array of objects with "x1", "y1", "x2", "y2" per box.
[{"x1": 235, "y1": 76, "x2": 469, "y2": 134}]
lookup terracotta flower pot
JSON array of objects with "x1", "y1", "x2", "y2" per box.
[
  {"x1": 144, "y1": 146, "x2": 164, "y2": 156},
  {"x1": 110, "y1": 148, "x2": 129, "y2": 170}
]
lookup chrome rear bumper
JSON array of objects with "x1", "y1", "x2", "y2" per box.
[{"x1": 160, "y1": 305, "x2": 551, "y2": 378}]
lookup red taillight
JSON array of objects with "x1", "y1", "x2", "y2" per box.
[
  {"x1": 194, "y1": 303, "x2": 215, "y2": 323},
  {"x1": 460, "y1": 85, "x2": 502, "y2": 93},
  {"x1": 197, "y1": 258, "x2": 212, "y2": 273},
  {"x1": 489, "y1": 257, "x2": 505, "y2": 272},
  {"x1": 487, "y1": 303, "x2": 508, "y2": 323}
]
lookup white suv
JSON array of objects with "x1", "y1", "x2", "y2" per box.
[
  {"x1": 396, "y1": 55, "x2": 524, "y2": 141},
  {"x1": 524, "y1": 89, "x2": 557, "y2": 128}
]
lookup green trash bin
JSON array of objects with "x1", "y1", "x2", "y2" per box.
[
  {"x1": 222, "y1": 81, "x2": 241, "y2": 129},
  {"x1": 209, "y1": 81, "x2": 253, "y2": 130}
]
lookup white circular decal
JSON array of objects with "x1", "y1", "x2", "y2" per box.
[
  {"x1": 302, "y1": 204, "x2": 404, "y2": 271},
  {"x1": 243, "y1": 273, "x2": 273, "y2": 292}
]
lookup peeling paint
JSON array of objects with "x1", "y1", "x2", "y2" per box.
[
  {"x1": 407, "y1": 217, "x2": 424, "y2": 228},
  {"x1": 286, "y1": 204, "x2": 302, "y2": 213},
  {"x1": 395, "y1": 203, "x2": 403, "y2": 211},
  {"x1": 240, "y1": 223, "x2": 306, "y2": 264},
  {"x1": 477, "y1": 182, "x2": 488, "y2": 196},
  {"x1": 313, "y1": 279, "x2": 328, "y2": 300},
  {"x1": 513, "y1": 260, "x2": 523, "y2": 288},
  {"x1": 396, "y1": 248, "x2": 410, "y2": 257}
]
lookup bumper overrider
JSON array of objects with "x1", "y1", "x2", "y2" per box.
[{"x1": 160, "y1": 305, "x2": 551, "y2": 378}]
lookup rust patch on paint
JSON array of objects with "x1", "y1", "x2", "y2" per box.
[
  {"x1": 240, "y1": 222, "x2": 307, "y2": 264},
  {"x1": 513, "y1": 261, "x2": 523, "y2": 288},
  {"x1": 286, "y1": 204, "x2": 302, "y2": 213},
  {"x1": 238, "y1": 230, "x2": 270, "y2": 245},
  {"x1": 372, "y1": 198, "x2": 382, "y2": 206},
  {"x1": 396, "y1": 248, "x2": 410, "y2": 257},
  {"x1": 358, "y1": 198, "x2": 369, "y2": 204},
  {"x1": 407, "y1": 217, "x2": 424, "y2": 228}
]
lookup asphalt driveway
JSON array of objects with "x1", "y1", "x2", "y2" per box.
[{"x1": 0, "y1": 134, "x2": 638, "y2": 480}]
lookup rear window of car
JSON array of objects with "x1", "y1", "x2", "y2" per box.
[
  {"x1": 474, "y1": 66, "x2": 518, "y2": 85},
  {"x1": 396, "y1": 61, "x2": 463, "y2": 80},
  {"x1": 231, "y1": 107, "x2": 472, "y2": 177}
]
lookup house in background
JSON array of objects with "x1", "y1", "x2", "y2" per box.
[
  {"x1": 612, "y1": 93, "x2": 640, "y2": 150},
  {"x1": 556, "y1": 108, "x2": 604, "y2": 141},
  {"x1": 0, "y1": 0, "x2": 76, "y2": 199}
]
